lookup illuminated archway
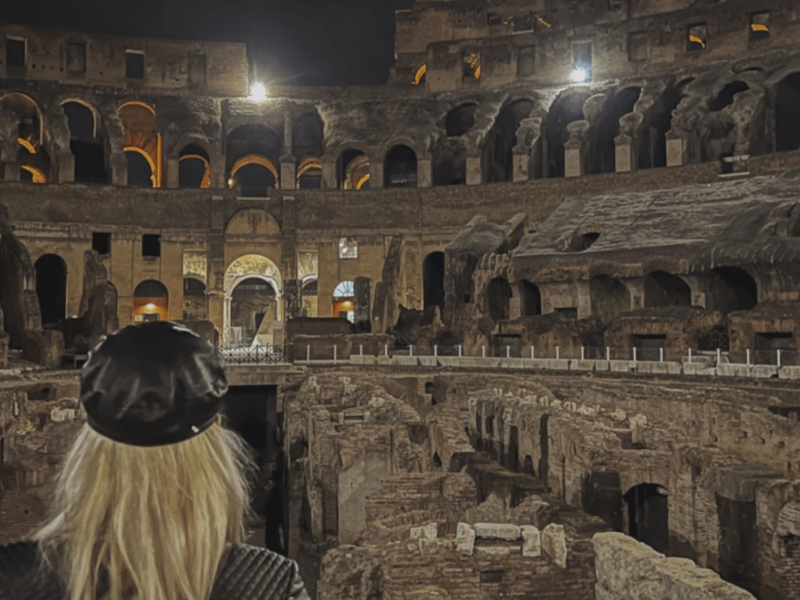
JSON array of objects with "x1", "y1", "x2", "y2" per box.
[
  {"x1": 62, "y1": 99, "x2": 107, "y2": 183},
  {"x1": 412, "y1": 64, "x2": 427, "y2": 85},
  {"x1": 0, "y1": 92, "x2": 43, "y2": 147},
  {"x1": 35, "y1": 254, "x2": 67, "y2": 325},
  {"x1": 118, "y1": 101, "x2": 162, "y2": 187},
  {"x1": 228, "y1": 154, "x2": 280, "y2": 194},
  {"x1": 297, "y1": 157, "x2": 322, "y2": 189},
  {"x1": 223, "y1": 254, "x2": 282, "y2": 345},
  {"x1": 133, "y1": 279, "x2": 169, "y2": 323},
  {"x1": 20, "y1": 165, "x2": 46, "y2": 184},
  {"x1": 338, "y1": 149, "x2": 370, "y2": 190},
  {"x1": 182, "y1": 277, "x2": 207, "y2": 320},
  {"x1": 125, "y1": 147, "x2": 155, "y2": 187},
  {"x1": 179, "y1": 144, "x2": 211, "y2": 188}
]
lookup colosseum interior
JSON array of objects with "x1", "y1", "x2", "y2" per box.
[{"x1": 2, "y1": 1, "x2": 800, "y2": 598}]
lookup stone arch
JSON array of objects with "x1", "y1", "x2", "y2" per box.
[
  {"x1": 34, "y1": 254, "x2": 67, "y2": 325},
  {"x1": 61, "y1": 99, "x2": 107, "y2": 183},
  {"x1": 484, "y1": 98, "x2": 536, "y2": 183},
  {"x1": 590, "y1": 87, "x2": 642, "y2": 175},
  {"x1": 546, "y1": 90, "x2": 591, "y2": 178},
  {"x1": 707, "y1": 267, "x2": 757, "y2": 313},
  {"x1": 225, "y1": 209, "x2": 281, "y2": 236},
  {"x1": 644, "y1": 272, "x2": 692, "y2": 308},
  {"x1": 0, "y1": 91, "x2": 44, "y2": 146},
  {"x1": 384, "y1": 144, "x2": 418, "y2": 188},
  {"x1": 590, "y1": 275, "x2": 631, "y2": 319},
  {"x1": 332, "y1": 280, "x2": 355, "y2": 322},
  {"x1": 646, "y1": 77, "x2": 694, "y2": 169},
  {"x1": 412, "y1": 64, "x2": 427, "y2": 86},
  {"x1": 178, "y1": 143, "x2": 211, "y2": 189},
  {"x1": 520, "y1": 280, "x2": 541, "y2": 316},
  {"x1": 182, "y1": 276, "x2": 207, "y2": 321},
  {"x1": 336, "y1": 147, "x2": 370, "y2": 190},
  {"x1": 228, "y1": 154, "x2": 279, "y2": 194},
  {"x1": 125, "y1": 147, "x2": 155, "y2": 187},
  {"x1": 133, "y1": 279, "x2": 169, "y2": 322},
  {"x1": 225, "y1": 124, "x2": 282, "y2": 194},
  {"x1": 624, "y1": 483, "x2": 669, "y2": 552},
  {"x1": 223, "y1": 254, "x2": 282, "y2": 345},
  {"x1": 118, "y1": 101, "x2": 161, "y2": 187},
  {"x1": 433, "y1": 140, "x2": 466, "y2": 186}
]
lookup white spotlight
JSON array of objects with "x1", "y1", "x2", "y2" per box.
[
  {"x1": 249, "y1": 82, "x2": 268, "y2": 101},
  {"x1": 571, "y1": 68, "x2": 587, "y2": 83}
]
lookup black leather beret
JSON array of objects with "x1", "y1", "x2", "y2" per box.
[{"x1": 80, "y1": 321, "x2": 228, "y2": 447}]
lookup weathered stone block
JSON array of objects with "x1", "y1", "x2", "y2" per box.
[
  {"x1": 542, "y1": 523, "x2": 567, "y2": 568},
  {"x1": 473, "y1": 522, "x2": 521, "y2": 540},
  {"x1": 594, "y1": 360, "x2": 610, "y2": 371},
  {"x1": 751, "y1": 365, "x2": 778, "y2": 379},
  {"x1": 418, "y1": 356, "x2": 437, "y2": 367},
  {"x1": 609, "y1": 360, "x2": 633, "y2": 373},
  {"x1": 456, "y1": 522, "x2": 475, "y2": 556},
  {"x1": 546, "y1": 359, "x2": 570, "y2": 371},
  {"x1": 474, "y1": 545, "x2": 512, "y2": 556},
  {"x1": 521, "y1": 525, "x2": 541, "y2": 557},
  {"x1": 410, "y1": 522, "x2": 438, "y2": 541},
  {"x1": 717, "y1": 363, "x2": 750, "y2": 378},
  {"x1": 392, "y1": 356, "x2": 419, "y2": 366},
  {"x1": 778, "y1": 366, "x2": 800, "y2": 380},
  {"x1": 716, "y1": 464, "x2": 782, "y2": 501},
  {"x1": 683, "y1": 363, "x2": 716, "y2": 376},
  {"x1": 570, "y1": 360, "x2": 594, "y2": 371}
]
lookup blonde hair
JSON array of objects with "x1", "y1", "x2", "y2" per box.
[{"x1": 33, "y1": 422, "x2": 254, "y2": 600}]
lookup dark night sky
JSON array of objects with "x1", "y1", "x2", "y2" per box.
[{"x1": 4, "y1": 0, "x2": 416, "y2": 86}]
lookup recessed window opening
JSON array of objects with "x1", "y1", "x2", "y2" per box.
[
  {"x1": 687, "y1": 24, "x2": 707, "y2": 51},
  {"x1": 92, "y1": 232, "x2": 111, "y2": 256},
  {"x1": 126, "y1": 51, "x2": 145, "y2": 79},
  {"x1": 750, "y1": 12, "x2": 770, "y2": 40},
  {"x1": 566, "y1": 231, "x2": 601, "y2": 252},
  {"x1": 463, "y1": 51, "x2": 481, "y2": 80},
  {"x1": 556, "y1": 307, "x2": 578, "y2": 319},
  {"x1": 66, "y1": 42, "x2": 86, "y2": 73},
  {"x1": 7, "y1": 38, "x2": 26, "y2": 67},
  {"x1": 338, "y1": 237, "x2": 358, "y2": 259},
  {"x1": 572, "y1": 42, "x2": 592, "y2": 83},
  {"x1": 142, "y1": 234, "x2": 161, "y2": 257}
]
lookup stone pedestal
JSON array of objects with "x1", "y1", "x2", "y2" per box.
[
  {"x1": 666, "y1": 136, "x2": 686, "y2": 167},
  {"x1": 564, "y1": 146, "x2": 583, "y2": 178},
  {"x1": 615, "y1": 135, "x2": 634, "y2": 173},
  {"x1": 513, "y1": 151, "x2": 529, "y2": 182}
]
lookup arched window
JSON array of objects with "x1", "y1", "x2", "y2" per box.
[
  {"x1": 708, "y1": 267, "x2": 757, "y2": 313},
  {"x1": 292, "y1": 112, "x2": 324, "y2": 189},
  {"x1": 776, "y1": 73, "x2": 800, "y2": 152},
  {"x1": 133, "y1": 279, "x2": 169, "y2": 322},
  {"x1": 384, "y1": 145, "x2": 417, "y2": 188},
  {"x1": 179, "y1": 144, "x2": 211, "y2": 188},
  {"x1": 546, "y1": 92, "x2": 590, "y2": 178},
  {"x1": 338, "y1": 150, "x2": 370, "y2": 190},
  {"x1": 226, "y1": 124, "x2": 282, "y2": 195},
  {"x1": 126, "y1": 150, "x2": 154, "y2": 187},
  {"x1": 484, "y1": 99, "x2": 535, "y2": 183},
  {"x1": 520, "y1": 280, "x2": 541, "y2": 316},
  {"x1": 646, "y1": 78, "x2": 694, "y2": 169},
  {"x1": 230, "y1": 277, "x2": 278, "y2": 346},
  {"x1": 590, "y1": 87, "x2": 641, "y2": 175},
  {"x1": 644, "y1": 272, "x2": 691, "y2": 308},
  {"x1": 119, "y1": 102, "x2": 161, "y2": 187},
  {"x1": 445, "y1": 103, "x2": 477, "y2": 137},
  {"x1": 35, "y1": 254, "x2": 67, "y2": 325},
  {"x1": 182, "y1": 277, "x2": 207, "y2": 321}
]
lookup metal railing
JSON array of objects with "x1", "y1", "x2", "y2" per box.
[{"x1": 219, "y1": 345, "x2": 291, "y2": 366}]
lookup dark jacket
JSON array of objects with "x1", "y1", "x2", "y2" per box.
[{"x1": 0, "y1": 541, "x2": 310, "y2": 600}]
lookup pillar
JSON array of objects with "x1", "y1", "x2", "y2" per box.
[
  {"x1": 564, "y1": 142, "x2": 584, "y2": 178},
  {"x1": 58, "y1": 152, "x2": 75, "y2": 184},
  {"x1": 417, "y1": 156, "x2": 433, "y2": 188},
  {"x1": 614, "y1": 134, "x2": 634, "y2": 173},
  {"x1": 4, "y1": 162, "x2": 20, "y2": 182},
  {"x1": 166, "y1": 157, "x2": 180, "y2": 188},
  {"x1": 280, "y1": 153, "x2": 297, "y2": 191},
  {"x1": 666, "y1": 132, "x2": 687, "y2": 167},
  {"x1": 466, "y1": 155, "x2": 482, "y2": 185},
  {"x1": 353, "y1": 276, "x2": 372, "y2": 333},
  {"x1": 110, "y1": 155, "x2": 127, "y2": 186},
  {"x1": 321, "y1": 158, "x2": 336, "y2": 189},
  {"x1": 512, "y1": 149, "x2": 529, "y2": 182},
  {"x1": 369, "y1": 155, "x2": 384, "y2": 189}
]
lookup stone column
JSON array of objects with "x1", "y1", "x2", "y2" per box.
[
  {"x1": 110, "y1": 155, "x2": 128, "y2": 186},
  {"x1": 284, "y1": 279, "x2": 303, "y2": 320},
  {"x1": 211, "y1": 156, "x2": 226, "y2": 190},
  {"x1": 564, "y1": 121, "x2": 590, "y2": 178},
  {"x1": 466, "y1": 155, "x2": 482, "y2": 185},
  {"x1": 665, "y1": 131, "x2": 688, "y2": 167},
  {"x1": 417, "y1": 155, "x2": 433, "y2": 188},
  {"x1": 58, "y1": 152, "x2": 75, "y2": 184},
  {"x1": 3, "y1": 162, "x2": 20, "y2": 182},
  {"x1": 166, "y1": 157, "x2": 180, "y2": 188},
  {"x1": 353, "y1": 276, "x2": 372, "y2": 333},
  {"x1": 369, "y1": 154, "x2": 384, "y2": 189},
  {"x1": 614, "y1": 133, "x2": 634, "y2": 173},
  {"x1": 321, "y1": 158, "x2": 336, "y2": 189},
  {"x1": 512, "y1": 149, "x2": 530, "y2": 182},
  {"x1": 280, "y1": 153, "x2": 297, "y2": 191}
]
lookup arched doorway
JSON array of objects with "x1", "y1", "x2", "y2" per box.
[
  {"x1": 62, "y1": 100, "x2": 107, "y2": 183},
  {"x1": 624, "y1": 483, "x2": 669, "y2": 552},
  {"x1": 446, "y1": 103, "x2": 477, "y2": 137},
  {"x1": 226, "y1": 124, "x2": 282, "y2": 196},
  {"x1": 302, "y1": 278, "x2": 318, "y2": 317},
  {"x1": 223, "y1": 255, "x2": 282, "y2": 345},
  {"x1": 384, "y1": 145, "x2": 418, "y2": 188},
  {"x1": 119, "y1": 101, "x2": 161, "y2": 187},
  {"x1": 332, "y1": 281, "x2": 355, "y2": 322},
  {"x1": 35, "y1": 254, "x2": 67, "y2": 326},
  {"x1": 231, "y1": 278, "x2": 278, "y2": 346},
  {"x1": 708, "y1": 267, "x2": 757, "y2": 313},
  {"x1": 182, "y1": 277, "x2": 207, "y2": 320},
  {"x1": 546, "y1": 91, "x2": 591, "y2": 177},
  {"x1": 775, "y1": 73, "x2": 800, "y2": 152},
  {"x1": 293, "y1": 112, "x2": 324, "y2": 189},
  {"x1": 126, "y1": 150, "x2": 154, "y2": 187},
  {"x1": 520, "y1": 280, "x2": 541, "y2": 316},
  {"x1": 133, "y1": 280, "x2": 169, "y2": 323},
  {"x1": 423, "y1": 252, "x2": 445, "y2": 311},
  {"x1": 338, "y1": 150, "x2": 370, "y2": 189},
  {"x1": 485, "y1": 99, "x2": 535, "y2": 182},
  {"x1": 590, "y1": 87, "x2": 642, "y2": 175}
]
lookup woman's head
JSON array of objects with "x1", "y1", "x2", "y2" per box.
[{"x1": 34, "y1": 322, "x2": 252, "y2": 600}]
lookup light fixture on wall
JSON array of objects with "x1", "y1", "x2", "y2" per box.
[
  {"x1": 144, "y1": 303, "x2": 156, "y2": 311},
  {"x1": 571, "y1": 68, "x2": 588, "y2": 83},
  {"x1": 249, "y1": 82, "x2": 268, "y2": 101}
]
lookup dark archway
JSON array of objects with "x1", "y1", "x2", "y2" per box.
[
  {"x1": 625, "y1": 484, "x2": 669, "y2": 552},
  {"x1": 422, "y1": 251, "x2": 445, "y2": 311},
  {"x1": 485, "y1": 99, "x2": 535, "y2": 183},
  {"x1": 487, "y1": 277, "x2": 512, "y2": 321},
  {"x1": 647, "y1": 78, "x2": 694, "y2": 169},
  {"x1": 446, "y1": 103, "x2": 477, "y2": 136},
  {"x1": 520, "y1": 280, "x2": 541, "y2": 316},
  {"x1": 231, "y1": 277, "x2": 277, "y2": 346},
  {"x1": 384, "y1": 145, "x2": 417, "y2": 188},
  {"x1": 708, "y1": 267, "x2": 757, "y2": 313},
  {"x1": 590, "y1": 87, "x2": 642, "y2": 175},
  {"x1": 337, "y1": 149, "x2": 370, "y2": 190},
  {"x1": 709, "y1": 81, "x2": 749, "y2": 113},
  {"x1": 35, "y1": 254, "x2": 67, "y2": 326},
  {"x1": 776, "y1": 73, "x2": 800, "y2": 152},
  {"x1": 293, "y1": 112, "x2": 324, "y2": 189},
  {"x1": 226, "y1": 124, "x2": 282, "y2": 194},
  {"x1": 63, "y1": 101, "x2": 107, "y2": 183},
  {"x1": 590, "y1": 275, "x2": 630, "y2": 319},
  {"x1": 433, "y1": 142, "x2": 466, "y2": 186},
  {"x1": 126, "y1": 150, "x2": 153, "y2": 187},
  {"x1": 546, "y1": 92, "x2": 590, "y2": 178},
  {"x1": 644, "y1": 272, "x2": 692, "y2": 308},
  {"x1": 179, "y1": 144, "x2": 210, "y2": 188}
]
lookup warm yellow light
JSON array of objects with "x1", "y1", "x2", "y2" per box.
[
  {"x1": 751, "y1": 24, "x2": 769, "y2": 33},
  {"x1": 355, "y1": 173, "x2": 370, "y2": 190},
  {"x1": 17, "y1": 137, "x2": 37, "y2": 153},
  {"x1": 689, "y1": 35, "x2": 706, "y2": 49},
  {"x1": 144, "y1": 303, "x2": 156, "y2": 311},
  {"x1": 249, "y1": 82, "x2": 268, "y2": 101},
  {"x1": 412, "y1": 64, "x2": 427, "y2": 85}
]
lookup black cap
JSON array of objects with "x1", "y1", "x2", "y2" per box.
[{"x1": 80, "y1": 321, "x2": 228, "y2": 447}]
